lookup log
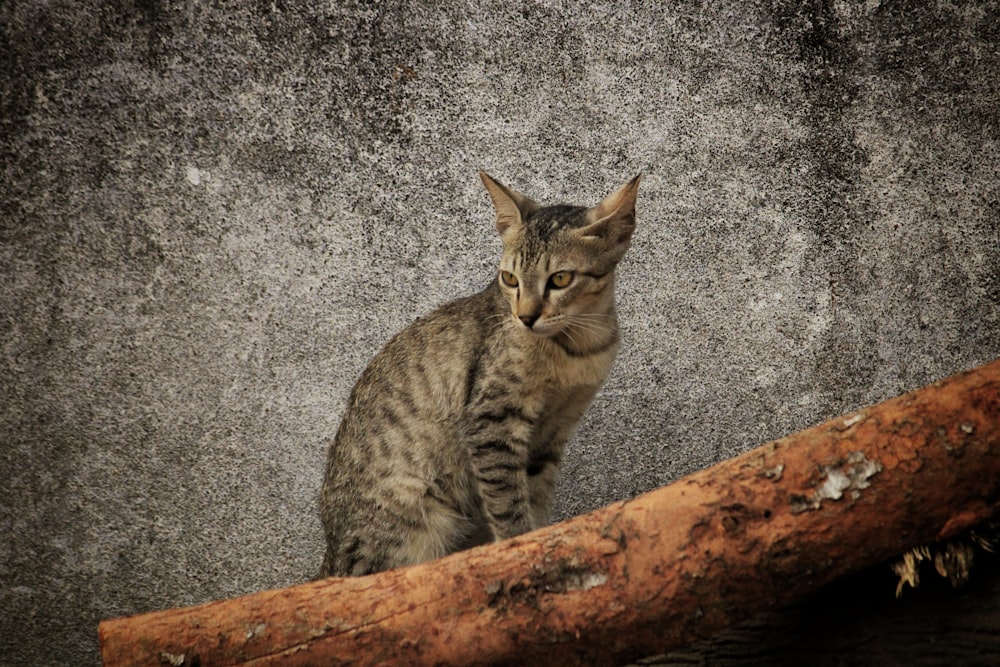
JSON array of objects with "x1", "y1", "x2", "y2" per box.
[{"x1": 99, "y1": 358, "x2": 1000, "y2": 666}]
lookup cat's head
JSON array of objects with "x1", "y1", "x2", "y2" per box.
[{"x1": 479, "y1": 172, "x2": 640, "y2": 344}]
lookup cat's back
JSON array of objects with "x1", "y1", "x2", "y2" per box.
[
  {"x1": 320, "y1": 283, "x2": 503, "y2": 572},
  {"x1": 334, "y1": 282, "x2": 503, "y2": 442}
]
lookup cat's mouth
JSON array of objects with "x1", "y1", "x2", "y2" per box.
[
  {"x1": 514, "y1": 312, "x2": 618, "y2": 355},
  {"x1": 515, "y1": 314, "x2": 562, "y2": 337}
]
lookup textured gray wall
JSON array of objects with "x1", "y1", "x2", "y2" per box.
[{"x1": 2, "y1": 1, "x2": 999, "y2": 664}]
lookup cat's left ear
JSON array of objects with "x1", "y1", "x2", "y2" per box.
[
  {"x1": 580, "y1": 174, "x2": 641, "y2": 247},
  {"x1": 479, "y1": 171, "x2": 538, "y2": 241}
]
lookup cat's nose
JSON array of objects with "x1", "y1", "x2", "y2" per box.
[{"x1": 519, "y1": 313, "x2": 540, "y2": 329}]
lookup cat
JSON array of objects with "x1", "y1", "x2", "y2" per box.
[{"x1": 319, "y1": 171, "x2": 641, "y2": 577}]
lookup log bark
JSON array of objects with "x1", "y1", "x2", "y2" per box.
[{"x1": 99, "y1": 358, "x2": 1000, "y2": 666}]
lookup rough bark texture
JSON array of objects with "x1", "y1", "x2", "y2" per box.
[{"x1": 99, "y1": 359, "x2": 1000, "y2": 666}]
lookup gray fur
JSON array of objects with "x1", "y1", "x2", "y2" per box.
[{"x1": 319, "y1": 173, "x2": 641, "y2": 577}]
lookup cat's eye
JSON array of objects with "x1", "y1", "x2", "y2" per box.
[
  {"x1": 548, "y1": 271, "x2": 573, "y2": 289},
  {"x1": 500, "y1": 270, "x2": 519, "y2": 287}
]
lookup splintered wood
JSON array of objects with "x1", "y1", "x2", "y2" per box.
[{"x1": 99, "y1": 359, "x2": 1000, "y2": 666}]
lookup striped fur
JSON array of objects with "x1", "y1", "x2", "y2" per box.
[{"x1": 319, "y1": 173, "x2": 640, "y2": 577}]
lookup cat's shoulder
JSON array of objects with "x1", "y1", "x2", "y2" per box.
[
  {"x1": 383, "y1": 280, "x2": 502, "y2": 350},
  {"x1": 416, "y1": 281, "x2": 502, "y2": 327}
]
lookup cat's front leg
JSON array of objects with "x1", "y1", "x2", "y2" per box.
[
  {"x1": 526, "y1": 450, "x2": 562, "y2": 529},
  {"x1": 469, "y1": 437, "x2": 533, "y2": 540}
]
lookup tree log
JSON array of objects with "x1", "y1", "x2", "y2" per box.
[{"x1": 99, "y1": 358, "x2": 1000, "y2": 666}]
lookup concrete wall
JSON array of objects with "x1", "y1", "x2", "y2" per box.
[{"x1": 2, "y1": 1, "x2": 998, "y2": 663}]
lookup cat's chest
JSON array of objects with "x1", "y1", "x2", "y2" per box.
[{"x1": 520, "y1": 339, "x2": 618, "y2": 403}]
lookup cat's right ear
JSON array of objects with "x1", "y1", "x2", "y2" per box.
[
  {"x1": 581, "y1": 174, "x2": 641, "y2": 246},
  {"x1": 479, "y1": 171, "x2": 537, "y2": 240}
]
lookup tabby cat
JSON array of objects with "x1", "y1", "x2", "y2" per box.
[{"x1": 319, "y1": 172, "x2": 641, "y2": 577}]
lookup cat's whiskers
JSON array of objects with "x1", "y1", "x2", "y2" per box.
[
  {"x1": 482, "y1": 311, "x2": 516, "y2": 329},
  {"x1": 564, "y1": 315, "x2": 614, "y2": 338},
  {"x1": 559, "y1": 323, "x2": 587, "y2": 352},
  {"x1": 566, "y1": 312, "x2": 617, "y2": 324}
]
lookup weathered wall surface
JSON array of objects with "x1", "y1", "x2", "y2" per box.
[{"x1": 1, "y1": 1, "x2": 998, "y2": 663}]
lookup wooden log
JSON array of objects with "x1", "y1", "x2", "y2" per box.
[{"x1": 99, "y1": 358, "x2": 1000, "y2": 666}]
